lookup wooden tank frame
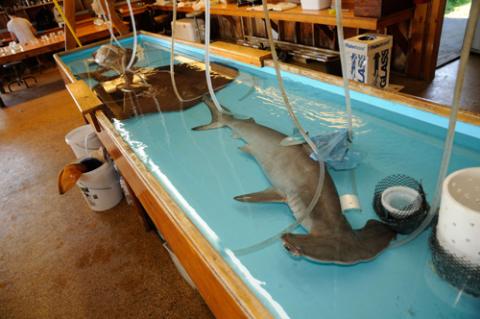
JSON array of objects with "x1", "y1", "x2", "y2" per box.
[{"x1": 54, "y1": 31, "x2": 480, "y2": 319}]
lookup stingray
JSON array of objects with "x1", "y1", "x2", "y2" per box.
[{"x1": 75, "y1": 44, "x2": 238, "y2": 120}]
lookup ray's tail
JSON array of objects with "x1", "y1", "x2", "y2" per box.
[{"x1": 192, "y1": 95, "x2": 230, "y2": 131}]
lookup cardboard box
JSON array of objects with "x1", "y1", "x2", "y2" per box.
[{"x1": 344, "y1": 33, "x2": 393, "y2": 88}]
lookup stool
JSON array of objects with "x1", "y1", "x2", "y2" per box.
[
  {"x1": 3, "y1": 61, "x2": 37, "y2": 93},
  {"x1": 153, "y1": 13, "x2": 169, "y2": 34}
]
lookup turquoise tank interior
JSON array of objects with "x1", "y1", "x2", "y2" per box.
[{"x1": 60, "y1": 35, "x2": 480, "y2": 319}]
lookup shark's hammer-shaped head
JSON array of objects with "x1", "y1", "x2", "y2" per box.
[{"x1": 281, "y1": 233, "x2": 305, "y2": 257}]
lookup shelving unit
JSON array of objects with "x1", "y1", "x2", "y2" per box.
[{"x1": 13, "y1": 0, "x2": 64, "y2": 12}]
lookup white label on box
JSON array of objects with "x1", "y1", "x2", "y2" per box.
[{"x1": 345, "y1": 35, "x2": 392, "y2": 89}]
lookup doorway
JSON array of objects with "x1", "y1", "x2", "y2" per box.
[{"x1": 436, "y1": 0, "x2": 472, "y2": 67}]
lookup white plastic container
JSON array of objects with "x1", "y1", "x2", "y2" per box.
[
  {"x1": 76, "y1": 160, "x2": 123, "y2": 212},
  {"x1": 381, "y1": 186, "x2": 422, "y2": 218},
  {"x1": 436, "y1": 167, "x2": 480, "y2": 265},
  {"x1": 65, "y1": 125, "x2": 102, "y2": 158},
  {"x1": 300, "y1": 0, "x2": 331, "y2": 10},
  {"x1": 172, "y1": 18, "x2": 205, "y2": 43}
]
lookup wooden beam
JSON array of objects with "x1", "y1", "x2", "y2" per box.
[
  {"x1": 406, "y1": 2, "x2": 429, "y2": 77},
  {"x1": 209, "y1": 41, "x2": 272, "y2": 66},
  {"x1": 63, "y1": 0, "x2": 77, "y2": 50},
  {"x1": 423, "y1": 0, "x2": 447, "y2": 81},
  {"x1": 101, "y1": 0, "x2": 129, "y2": 35},
  {"x1": 66, "y1": 80, "x2": 104, "y2": 131}
]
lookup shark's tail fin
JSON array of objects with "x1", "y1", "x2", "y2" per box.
[
  {"x1": 281, "y1": 220, "x2": 396, "y2": 265},
  {"x1": 192, "y1": 95, "x2": 230, "y2": 131}
]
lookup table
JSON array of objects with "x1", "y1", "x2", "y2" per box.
[
  {"x1": 117, "y1": 4, "x2": 148, "y2": 18},
  {"x1": 0, "y1": 21, "x2": 109, "y2": 108},
  {"x1": 0, "y1": 22, "x2": 109, "y2": 66}
]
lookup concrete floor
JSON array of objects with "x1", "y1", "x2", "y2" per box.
[
  {"x1": 0, "y1": 77, "x2": 213, "y2": 318},
  {"x1": 436, "y1": 3, "x2": 472, "y2": 67},
  {"x1": 437, "y1": 17, "x2": 467, "y2": 67},
  {"x1": 391, "y1": 53, "x2": 480, "y2": 113}
]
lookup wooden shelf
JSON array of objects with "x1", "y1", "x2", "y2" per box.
[
  {"x1": 14, "y1": 1, "x2": 63, "y2": 11},
  {"x1": 0, "y1": 21, "x2": 109, "y2": 65},
  {"x1": 153, "y1": 4, "x2": 413, "y2": 31},
  {"x1": 211, "y1": 4, "x2": 412, "y2": 30}
]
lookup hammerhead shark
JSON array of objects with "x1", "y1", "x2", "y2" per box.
[{"x1": 194, "y1": 96, "x2": 396, "y2": 265}]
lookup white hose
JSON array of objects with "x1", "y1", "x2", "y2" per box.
[
  {"x1": 334, "y1": 1, "x2": 353, "y2": 140},
  {"x1": 391, "y1": 0, "x2": 480, "y2": 247},
  {"x1": 125, "y1": 0, "x2": 137, "y2": 71},
  {"x1": 169, "y1": 0, "x2": 228, "y2": 111},
  {"x1": 203, "y1": 0, "x2": 225, "y2": 113},
  {"x1": 104, "y1": 0, "x2": 123, "y2": 47},
  {"x1": 233, "y1": 0, "x2": 327, "y2": 255},
  {"x1": 169, "y1": 1, "x2": 209, "y2": 103}
]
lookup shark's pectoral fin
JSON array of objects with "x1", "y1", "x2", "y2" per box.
[
  {"x1": 192, "y1": 122, "x2": 226, "y2": 131},
  {"x1": 234, "y1": 187, "x2": 286, "y2": 203},
  {"x1": 281, "y1": 220, "x2": 396, "y2": 265},
  {"x1": 280, "y1": 136, "x2": 306, "y2": 146},
  {"x1": 280, "y1": 130, "x2": 309, "y2": 146}
]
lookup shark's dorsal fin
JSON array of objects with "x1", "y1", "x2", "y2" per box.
[{"x1": 234, "y1": 187, "x2": 286, "y2": 203}]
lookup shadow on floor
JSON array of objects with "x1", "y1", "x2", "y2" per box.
[{"x1": 1, "y1": 67, "x2": 66, "y2": 107}]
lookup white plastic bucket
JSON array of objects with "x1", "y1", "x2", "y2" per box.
[
  {"x1": 65, "y1": 125, "x2": 102, "y2": 159},
  {"x1": 76, "y1": 160, "x2": 123, "y2": 211},
  {"x1": 300, "y1": 0, "x2": 331, "y2": 10},
  {"x1": 436, "y1": 167, "x2": 480, "y2": 265},
  {"x1": 381, "y1": 186, "x2": 422, "y2": 218}
]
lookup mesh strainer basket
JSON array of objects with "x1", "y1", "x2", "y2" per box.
[
  {"x1": 373, "y1": 174, "x2": 429, "y2": 234},
  {"x1": 430, "y1": 226, "x2": 480, "y2": 297}
]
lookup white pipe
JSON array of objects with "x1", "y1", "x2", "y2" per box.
[
  {"x1": 334, "y1": 0, "x2": 353, "y2": 140},
  {"x1": 125, "y1": 0, "x2": 137, "y2": 71},
  {"x1": 169, "y1": 1, "x2": 207, "y2": 103},
  {"x1": 103, "y1": 0, "x2": 122, "y2": 47},
  {"x1": 204, "y1": 0, "x2": 225, "y2": 113},
  {"x1": 392, "y1": 0, "x2": 480, "y2": 247}
]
